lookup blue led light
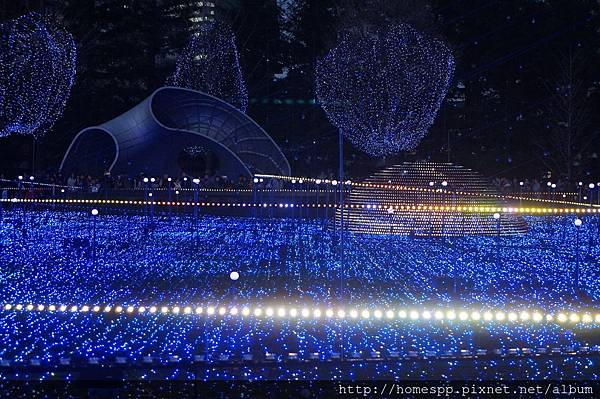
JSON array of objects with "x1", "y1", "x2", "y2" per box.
[
  {"x1": 0, "y1": 12, "x2": 76, "y2": 139},
  {"x1": 316, "y1": 24, "x2": 454, "y2": 155},
  {"x1": 167, "y1": 20, "x2": 248, "y2": 112}
]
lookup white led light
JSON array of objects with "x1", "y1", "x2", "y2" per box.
[
  {"x1": 265, "y1": 307, "x2": 274, "y2": 317},
  {"x1": 338, "y1": 309, "x2": 347, "y2": 319},
  {"x1": 289, "y1": 308, "x2": 298, "y2": 318},
  {"x1": 3, "y1": 304, "x2": 11, "y2": 310},
  {"x1": 172, "y1": 306, "x2": 180, "y2": 314},
  {"x1": 254, "y1": 308, "x2": 263, "y2": 317},
  {"x1": 434, "y1": 310, "x2": 444, "y2": 320},
  {"x1": 532, "y1": 312, "x2": 543, "y2": 322},
  {"x1": 184, "y1": 306, "x2": 191, "y2": 314},
  {"x1": 374, "y1": 309, "x2": 383, "y2": 319},
  {"x1": 195, "y1": 307, "x2": 203, "y2": 314},
  {"x1": 138, "y1": 306, "x2": 146, "y2": 313},
  {"x1": 508, "y1": 312, "x2": 518, "y2": 321},
  {"x1": 557, "y1": 313, "x2": 567, "y2": 323},
  {"x1": 92, "y1": 306, "x2": 100, "y2": 312},
  {"x1": 313, "y1": 309, "x2": 321, "y2": 318},
  {"x1": 398, "y1": 310, "x2": 407, "y2": 319},
  {"x1": 277, "y1": 307, "x2": 286, "y2": 317},
  {"x1": 446, "y1": 310, "x2": 456, "y2": 320},
  {"x1": 126, "y1": 306, "x2": 134, "y2": 313},
  {"x1": 114, "y1": 306, "x2": 122, "y2": 313},
  {"x1": 70, "y1": 305, "x2": 78, "y2": 312},
  {"x1": 459, "y1": 311, "x2": 469, "y2": 321},
  {"x1": 483, "y1": 311, "x2": 493, "y2": 321},
  {"x1": 361, "y1": 310, "x2": 370, "y2": 319},
  {"x1": 49, "y1": 305, "x2": 56, "y2": 311},
  {"x1": 495, "y1": 311, "x2": 505, "y2": 321},
  {"x1": 349, "y1": 309, "x2": 358, "y2": 319},
  {"x1": 569, "y1": 313, "x2": 580, "y2": 323},
  {"x1": 582, "y1": 314, "x2": 592, "y2": 323},
  {"x1": 37, "y1": 304, "x2": 44, "y2": 311},
  {"x1": 546, "y1": 314, "x2": 554, "y2": 321},
  {"x1": 471, "y1": 311, "x2": 481, "y2": 321},
  {"x1": 218, "y1": 307, "x2": 226, "y2": 316},
  {"x1": 301, "y1": 308, "x2": 310, "y2": 318},
  {"x1": 595, "y1": 314, "x2": 600, "y2": 323},
  {"x1": 422, "y1": 311, "x2": 431, "y2": 320},
  {"x1": 409, "y1": 310, "x2": 419, "y2": 320},
  {"x1": 520, "y1": 311, "x2": 530, "y2": 321},
  {"x1": 230, "y1": 307, "x2": 238, "y2": 316},
  {"x1": 161, "y1": 306, "x2": 169, "y2": 314},
  {"x1": 241, "y1": 307, "x2": 250, "y2": 316},
  {"x1": 149, "y1": 306, "x2": 157, "y2": 313},
  {"x1": 15, "y1": 304, "x2": 23, "y2": 310},
  {"x1": 385, "y1": 310, "x2": 394, "y2": 319},
  {"x1": 26, "y1": 304, "x2": 34, "y2": 311},
  {"x1": 325, "y1": 309, "x2": 334, "y2": 318},
  {"x1": 206, "y1": 306, "x2": 215, "y2": 315}
]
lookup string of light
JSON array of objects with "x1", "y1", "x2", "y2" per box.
[
  {"x1": 2, "y1": 198, "x2": 598, "y2": 215},
  {"x1": 3, "y1": 303, "x2": 598, "y2": 326}
]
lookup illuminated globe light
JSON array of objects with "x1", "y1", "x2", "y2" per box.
[
  {"x1": 361, "y1": 310, "x2": 370, "y2": 319},
  {"x1": 218, "y1": 306, "x2": 227, "y2": 316},
  {"x1": 26, "y1": 304, "x2": 34, "y2": 311},
  {"x1": 168, "y1": 20, "x2": 248, "y2": 112},
  {"x1": 91, "y1": 209, "x2": 98, "y2": 216},
  {"x1": 253, "y1": 308, "x2": 263, "y2": 317},
  {"x1": 458, "y1": 311, "x2": 469, "y2": 321},
  {"x1": 114, "y1": 306, "x2": 122, "y2": 313},
  {"x1": 409, "y1": 310, "x2": 420, "y2": 320},
  {"x1": 385, "y1": 310, "x2": 394, "y2": 319},
  {"x1": 315, "y1": 23, "x2": 454, "y2": 156},
  {"x1": 520, "y1": 311, "x2": 530, "y2": 321},
  {"x1": 289, "y1": 308, "x2": 298, "y2": 318},
  {"x1": 574, "y1": 218, "x2": 582, "y2": 227},
  {"x1": 582, "y1": 314, "x2": 592, "y2": 323},
  {"x1": 48, "y1": 305, "x2": 55, "y2": 311},
  {"x1": 3, "y1": 304, "x2": 12, "y2": 310},
  {"x1": 373, "y1": 309, "x2": 383, "y2": 319},
  {"x1": 241, "y1": 307, "x2": 250, "y2": 316},
  {"x1": 139, "y1": 306, "x2": 146, "y2": 313},
  {"x1": 589, "y1": 183, "x2": 595, "y2": 189},
  {"x1": 15, "y1": 304, "x2": 23, "y2": 310},
  {"x1": 149, "y1": 306, "x2": 157, "y2": 313},
  {"x1": 493, "y1": 212, "x2": 500, "y2": 220},
  {"x1": 313, "y1": 309, "x2": 322, "y2": 318},
  {"x1": 595, "y1": 314, "x2": 600, "y2": 323},
  {"x1": 434, "y1": 310, "x2": 444, "y2": 320},
  {"x1": 483, "y1": 311, "x2": 494, "y2": 321},
  {"x1": 184, "y1": 306, "x2": 191, "y2": 314},
  {"x1": 446, "y1": 310, "x2": 456, "y2": 320},
  {"x1": 325, "y1": 309, "x2": 334, "y2": 318},
  {"x1": 301, "y1": 308, "x2": 310, "y2": 318},
  {"x1": 206, "y1": 306, "x2": 215, "y2": 316},
  {"x1": 278, "y1": 307, "x2": 287, "y2": 318},
  {"x1": 495, "y1": 311, "x2": 506, "y2": 321},
  {"x1": 126, "y1": 306, "x2": 134, "y2": 313},
  {"x1": 229, "y1": 271, "x2": 239, "y2": 281},
  {"x1": 265, "y1": 307, "x2": 274, "y2": 317},
  {"x1": 557, "y1": 313, "x2": 567, "y2": 323},
  {"x1": 0, "y1": 12, "x2": 76, "y2": 139},
  {"x1": 349, "y1": 309, "x2": 358, "y2": 319},
  {"x1": 172, "y1": 306, "x2": 180, "y2": 314},
  {"x1": 532, "y1": 312, "x2": 543, "y2": 322},
  {"x1": 230, "y1": 307, "x2": 238, "y2": 316},
  {"x1": 441, "y1": 181, "x2": 448, "y2": 187},
  {"x1": 471, "y1": 311, "x2": 481, "y2": 321}
]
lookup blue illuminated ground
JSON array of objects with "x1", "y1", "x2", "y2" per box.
[{"x1": 0, "y1": 207, "x2": 598, "y2": 380}]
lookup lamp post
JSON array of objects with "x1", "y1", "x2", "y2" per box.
[
  {"x1": 91, "y1": 208, "x2": 98, "y2": 267},
  {"x1": 573, "y1": 218, "x2": 582, "y2": 293}
]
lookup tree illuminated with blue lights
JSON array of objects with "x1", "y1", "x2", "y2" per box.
[
  {"x1": 168, "y1": 21, "x2": 248, "y2": 113},
  {"x1": 316, "y1": 24, "x2": 454, "y2": 156},
  {"x1": 0, "y1": 12, "x2": 76, "y2": 139}
]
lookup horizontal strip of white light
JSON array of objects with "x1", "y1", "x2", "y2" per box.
[
  {"x1": 2, "y1": 303, "x2": 599, "y2": 326},
  {"x1": 1, "y1": 198, "x2": 598, "y2": 215}
]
